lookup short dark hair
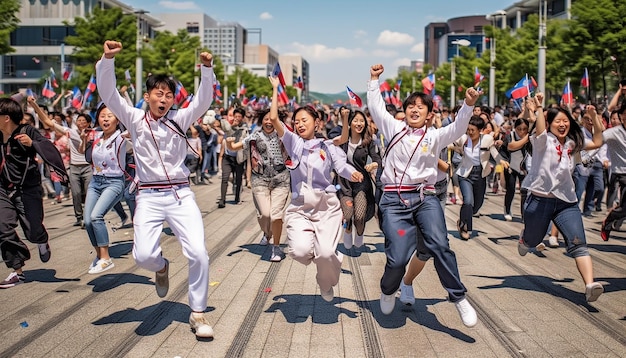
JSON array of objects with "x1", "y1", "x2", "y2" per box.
[
  {"x1": 233, "y1": 107, "x2": 246, "y2": 117},
  {"x1": 468, "y1": 115, "x2": 485, "y2": 130},
  {"x1": 146, "y1": 74, "x2": 176, "y2": 94},
  {"x1": 403, "y1": 92, "x2": 433, "y2": 113},
  {"x1": 0, "y1": 98, "x2": 24, "y2": 125}
]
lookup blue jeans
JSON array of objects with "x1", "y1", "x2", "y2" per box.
[
  {"x1": 573, "y1": 164, "x2": 603, "y2": 214},
  {"x1": 379, "y1": 191, "x2": 467, "y2": 302},
  {"x1": 84, "y1": 175, "x2": 125, "y2": 247},
  {"x1": 458, "y1": 166, "x2": 486, "y2": 231},
  {"x1": 522, "y1": 194, "x2": 589, "y2": 258}
]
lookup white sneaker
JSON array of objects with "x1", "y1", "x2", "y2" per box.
[
  {"x1": 189, "y1": 312, "x2": 214, "y2": 338},
  {"x1": 517, "y1": 233, "x2": 529, "y2": 257},
  {"x1": 259, "y1": 234, "x2": 269, "y2": 246},
  {"x1": 399, "y1": 280, "x2": 415, "y2": 306},
  {"x1": 88, "y1": 258, "x2": 115, "y2": 274},
  {"x1": 343, "y1": 231, "x2": 353, "y2": 249},
  {"x1": 504, "y1": 214, "x2": 513, "y2": 221},
  {"x1": 454, "y1": 298, "x2": 478, "y2": 327},
  {"x1": 380, "y1": 293, "x2": 396, "y2": 315},
  {"x1": 585, "y1": 282, "x2": 604, "y2": 303},
  {"x1": 320, "y1": 286, "x2": 334, "y2": 302},
  {"x1": 354, "y1": 234, "x2": 364, "y2": 248},
  {"x1": 547, "y1": 236, "x2": 559, "y2": 248},
  {"x1": 270, "y1": 246, "x2": 283, "y2": 262},
  {"x1": 536, "y1": 242, "x2": 546, "y2": 251}
]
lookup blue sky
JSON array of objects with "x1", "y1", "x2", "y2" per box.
[{"x1": 124, "y1": 0, "x2": 506, "y2": 93}]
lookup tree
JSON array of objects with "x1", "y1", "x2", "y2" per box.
[
  {"x1": 142, "y1": 29, "x2": 201, "y2": 89},
  {"x1": 0, "y1": 0, "x2": 20, "y2": 55},
  {"x1": 64, "y1": 7, "x2": 137, "y2": 89},
  {"x1": 561, "y1": 0, "x2": 626, "y2": 101}
]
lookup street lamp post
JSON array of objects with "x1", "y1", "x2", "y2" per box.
[
  {"x1": 450, "y1": 39, "x2": 471, "y2": 107},
  {"x1": 486, "y1": 10, "x2": 506, "y2": 108},
  {"x1": 538, "y1": 0, "x2": 547, "y2": 105},
  {"x1": 134, "y1": 9, "x2": 148, "y2": 106}
]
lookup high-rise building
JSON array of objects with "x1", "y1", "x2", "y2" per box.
[{"x1": 1, "y1": 0, "x2": 162, "y2": 94}]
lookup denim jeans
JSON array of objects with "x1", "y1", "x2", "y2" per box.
[
  {"x1": 458, "y1": 166, "x2": 486, "y2": 231},
  {"x1": 379, "y1": 191, "x2": 467, "y2": 302},
  {"x1": 522, "y1": 194, "x2": 589, "y2": 258},
  {"x1": 84, "y1": 175, "x2": 125, "y2": 247},
  {"x1": 503, "y1": 169, "x2": 527, "y2": 218},
  {"x1": 573, "y1": 164, "x2": 603, "y2": 214},
  {"x1": 69, "y1": 164, "x2": 92, "y2": 221}
]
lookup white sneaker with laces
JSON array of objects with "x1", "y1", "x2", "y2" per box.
[
  {"x1": 504, "y1": 214, "x2": 513, "y2": 221},
  {"x1": 259, "y1": 234, "x2": 269, "y2": 246},
  {"x1": 88, "y1": 256, "x2": 100, "y2": 270},
  {"x1": 270, "y1": 246, "x2": 283, "y2": 262},
  {"x1": 380, "y1": 292, "x2": 396, "y2": 315},
  {"x1": 547, "y1": 236, "x2": 559, "y2": 248},
  {"x1": 399, "y1": 280, "x2": 415, "y2": 306},
  {"x1": 88, "y1": 258, "x2": 115, "y2": 274},
  {"x1": 585, "y1": 282, "x2": 604, "y2": 303},
  {"x1": 454, "y1": 297, "x2": 478, "y2": 327},
  {"x1": 535, "y1": 242, "x2": 546, "y2": 251},
  {"x1": 189, "y1": 312, "x2": 214, "y2": 338}
]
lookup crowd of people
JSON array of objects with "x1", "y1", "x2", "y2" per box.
[{"x1": 1, "y1": 41, "x2": 624, "y2": 339}]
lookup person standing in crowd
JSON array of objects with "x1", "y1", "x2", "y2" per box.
[
  {"x1": 96, "y1": 40, "x2": 215, "y2": 338},
  {"x1": 519, "y1": 94, "x2": 604, "y2": 303},
  {"x1": 573, "y1": 112, "x2": 607, "y2": 217},
  {"x1": 28, "y1": 98, "x2": 93, "y2": 228},
  {"x1": 500, "y1": 117, "x2": 531, "y2": 221},
  {"x1": 452, "y1": 116, "x2": 507, "y2": 240},
  {"x1": 334, "y1": 109, "x2": 382, "y2": 249},
  {"x1": 184, "y1": 126, "x2": 203, "y2": 184},
  {"x1": 226, "y1": 107, "x2": 291, "y2": 262},
  {"x1": 367, "y1": 63, "x2": 479, "y2": 328},
  {"x1": 218, "y1": 107, "x2": 248, "y2": 208},
  {"x1": 268, "y1": 75, "x2": 363, "y2": 302},
  {"x1": 78, "y1": 104, "x2": 127, "y2": 274},
  {"x1": 600, "y1": 104, "x2": 626, "y2": 241},
  {"x1": 0, "y1": 97, "x2": 68, "y2": 288}
]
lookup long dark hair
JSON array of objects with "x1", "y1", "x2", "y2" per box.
[
  {"x1": 545, "y1": 107, "x2": 584, "y2": 153},
  {"x1": 348, "y1": 110, "x2": 372, "y2": 147}
]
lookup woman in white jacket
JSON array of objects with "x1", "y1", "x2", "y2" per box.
[{"x1": 452, "y1": 116, "x2": 507, "y2": 239}]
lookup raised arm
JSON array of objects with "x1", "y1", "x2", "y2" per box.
[
  {"x1": 532, "y1": 93, "x2": 546, "y2": 135},
  {"x1": 27, "y1": 96, "x2": 55, "y2": 129},
  {"x1": 332, "y1": 107, "x2": 350, "y2": 146},
  {"x1": 584, "y1": 104, "x2": 605, "y2": 150},
  {"x1": 96, "y1": 41, "x2": 137, "y2": 129},
  {"x1": 268, "y1": 75, "x2": 285, "y2": 138}
]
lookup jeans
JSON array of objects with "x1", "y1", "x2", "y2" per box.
[
  {"x1": 84, "y1": 175, "x2": 125, "y2": 247},
  {"x1": 458, "y1": 166, "x2": 486, "y2": 231},
  {"x1": 522, "y1": 194, "x2": 589, "y2": 258},
  {"x1": 378, "y1": 191, "x2": 467, "y2": 302},
  {"x1": 504, "y1": 169, "x2": 527, "y2": 218},
  {"x1": 574, "y1": 164, "x2": 604, "y2": 214}
]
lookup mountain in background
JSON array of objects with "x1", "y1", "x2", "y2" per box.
[{"x1": 308, "y1": 90, "x2": 366, "y2": 105}]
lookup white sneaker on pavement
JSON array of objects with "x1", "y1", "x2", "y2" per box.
[
  {"x1": 454, "y1": 297, "x2": 478, "y2": 327},
  {"x1": 547, "y1": 236, "x2": 559, "y2": 248},
  {"x1": 189, "y1": 312, "x2": 214, "y2": 338},
  {"x1": 585, "y1": 282, "x2": 604, "y2": 303},
  {"x1": 88, "y1": 258, "x2": 115, "y2": 274},
  {"x1": 399, "y1": 280, "x2": 415, "y2": 306},
  {"x1": 354, "y1": 234, "x2": 364, "y2": 248},
  {"x1": 343, "y1": 230, "x2": 353, "y2": 249},
  {"x1": 270, "y1": 245, "x2": 283, "y2": 262},
  {"x1": 380, "y1": 292, "x2": 396, "y2": 315},
  {"x1": 504, "y1": 214, "x2": 513, "y2": 221},
  {"x1": 259, "y1": 234, "x2": 269, "y2": 246},
  {"x1": 320, "y1": 286, "x2": 334, "y2": 302}
]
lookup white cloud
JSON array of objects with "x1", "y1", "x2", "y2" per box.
[
  {"x1": 354, "y1": 30, "x2": 367, "y2": 39},
  {"x1": 392, "y1": 58, "x2": 412, "y2": 67},
  {"x1": 410, "y1": 43, "x2": 424, "y2": 55},
  {"x1": 371, "y1": 49, "x2": 399, "y2": 58},
  {"x1": 259, "y1": 12, "x2": 273, "y2": 20},
  {"x1": 289, "y1": 42, "x2": 366, "y2": 63},
  {"x1": 158, "y1": 1, "x2": 199, "y2": 10},
  {"x1": 376, "y1": 30, "x2": 414, "y2": 47}
]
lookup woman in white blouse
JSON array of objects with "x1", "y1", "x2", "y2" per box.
[
  {"x1": 452, "y1": 116, "x2": 507, "y2": 240},
  {"x1": 519, "y1": 93, "x2": 604, "y2": 303},
  {"x1": 79, "y1": 104, "x2": 127, "y2": 274}
]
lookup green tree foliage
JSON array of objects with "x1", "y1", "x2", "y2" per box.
[
  {"x1": 64, "y1": 7, "x2": 137, "y2": 89},
  {"x1": 142, "y1": 29, "x2": 201, "y2": 88},
  {"x1": 0, "y1": 0, "x2": 20, "y2": 55}
]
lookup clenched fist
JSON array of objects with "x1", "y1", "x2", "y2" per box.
[{"x1": 103, "y1": 41, "x2": 123, "y2": 59}]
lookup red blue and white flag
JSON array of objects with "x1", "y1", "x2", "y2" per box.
[
  {"x1": 422, "y1": 73, "x2": 436, "y2": 95},
  {"x1": 505, "y1": 74, "x2": 537, "y2": 99},
  {"x1": 346, "y1": 86, "x2": 362, "y2": 107},
  {"x1": 580, "y1": 68, "x2": 589, "y2": 88},
  {"x1": 49, "y1": 68, "x2": 59, "y2": 88},
  {"x1": 71, "y1": 86, "x2": 82, "y2": 109},
  {"x1": 62, "y1": 63, "x2": 73, "y2": 81},
  {"x1": 561, "y1": 81, "x2": 573, "y2": 105},
  {"x1": 474, "y1": 67, "x2": 484, "y2": 87},
  {"x1": 42, "y1": 79, "x2": 56, "y2": 98},
  {"x1": 295, "y1": 76, "x2": 304, "y2": 90},
  {"x1": 272, "y1": 63, "x2": 287, "y2": 89},
  {"x1": 175, "y1": 81, "x2": 188, "y2": 104},
  {"x1": 238, "y1": 83, "x2": 247, "y2": 97}
]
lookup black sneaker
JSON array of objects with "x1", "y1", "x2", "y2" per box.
[
  {"x1": 38, "y1": 242, "x2": 51, "y2": 263},
  {"x1": 73, "y1": 219, "x2": 82, "y2": 227},
  {"x1": 0, "y1": 272, "x2": 26, "y2": 288}
]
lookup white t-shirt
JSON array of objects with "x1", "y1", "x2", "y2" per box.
[{"x1": 522, "y1": 130, "x2": 577, "y2": 203}]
